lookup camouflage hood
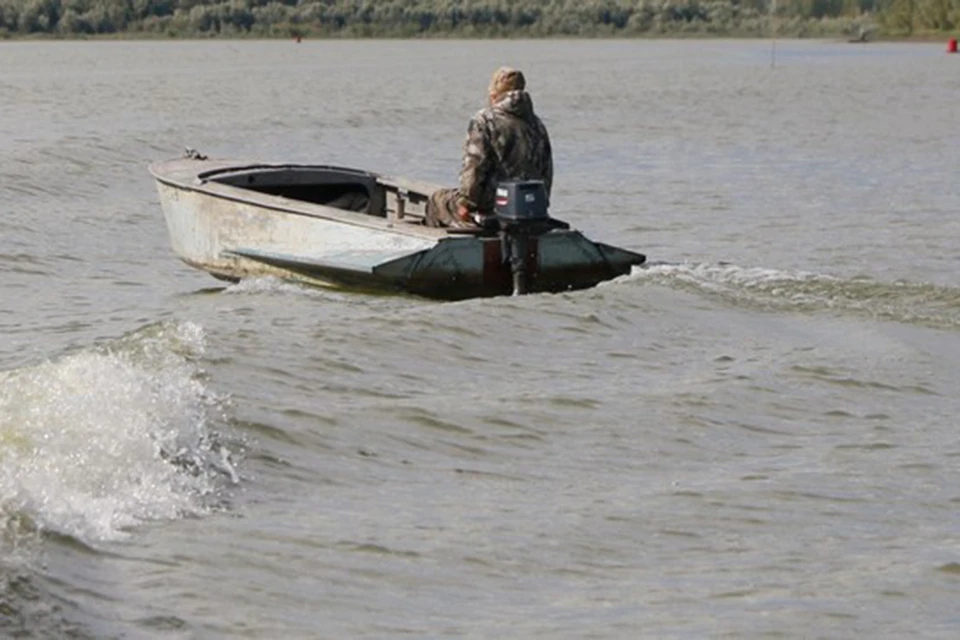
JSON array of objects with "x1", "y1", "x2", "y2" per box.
[{"x1": 492, "y1": 90, "x2": 536, "y2": 121}]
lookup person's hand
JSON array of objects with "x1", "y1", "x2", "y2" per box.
[{"x1": 456, "y1": 204, "x2": 473, "y2": 224}]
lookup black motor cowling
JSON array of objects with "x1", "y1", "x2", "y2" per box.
[{"x1": 494, "y1": 180, "x2": 550, "y2": 223}]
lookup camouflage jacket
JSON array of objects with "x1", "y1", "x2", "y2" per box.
[{"x1": 457, "y1": 90, "x2": 553, "y2": 213}]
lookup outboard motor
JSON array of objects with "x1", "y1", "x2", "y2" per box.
[{"x1": 494, "y1": 180, "x2": 567, "y2": 295}]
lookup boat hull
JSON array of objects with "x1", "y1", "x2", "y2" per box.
[
  {"x1": 155, "y1": 180, "x2": 434, "y2": 290},
  {"x1": 150, "y1": 157, "x2": 646, "y2": 300}
]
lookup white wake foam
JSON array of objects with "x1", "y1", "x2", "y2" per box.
[
  {"x1": 615, "y1": 262, "x2": 960, "y2": 328},
  {"x1": 223, "y1": 276, "x2": 343, "y2": 299},
  {"x1": 622, "y1": 262, "x2": 836, "y2": 299},
  {"x1": 0, "y1": 321, "x2": 234, "y2": 546}
]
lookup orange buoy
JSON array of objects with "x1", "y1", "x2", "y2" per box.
[{"x1": 949, "y1": 38, "x2": 958, "y2": 53}]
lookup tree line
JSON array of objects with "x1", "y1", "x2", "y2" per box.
[{"x1": 0, "y1": 0, "x2": 954, "y2": 39}]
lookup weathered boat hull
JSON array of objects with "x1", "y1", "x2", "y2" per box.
[
  {"x1": 154, "y1": 178, "x2": 434, "y2": 290},
  {"x1": 149, "y1": 156, "x2": 646, "y2": 300}
]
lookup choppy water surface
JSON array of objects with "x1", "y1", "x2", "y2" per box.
[{"x1": 2, "y1": 39, "x2": 960, "y2": 638}]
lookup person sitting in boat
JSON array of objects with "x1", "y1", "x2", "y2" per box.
[{"x1": 425, "y1": 67, "x2": 553, "y2": 228}]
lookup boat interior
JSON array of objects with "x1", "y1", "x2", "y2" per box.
[{"x1": 203, "y1": 165, "x2": 432, "y2": 225}]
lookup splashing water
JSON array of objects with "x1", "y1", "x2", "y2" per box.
[{"x1": 0, "y1": 321, "x2": 236, "y2": 548}]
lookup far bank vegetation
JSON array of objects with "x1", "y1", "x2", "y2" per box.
[{"x1": 0, "y1": 0, "x2": 953, "y2": 40}]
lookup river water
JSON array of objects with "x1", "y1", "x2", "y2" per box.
[{"x1": 2, "y1": 39, "x2": 960, "y2": 638}]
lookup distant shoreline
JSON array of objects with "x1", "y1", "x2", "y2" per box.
[
  {"x1": 1, "y1": 33, "x2": 954, "y2": 43},
  {"x1": 2, "y1": 0, "x2": 956, "y2": 44}
]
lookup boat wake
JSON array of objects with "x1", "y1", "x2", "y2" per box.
[
  {"x1": 0, "y1": 320, "x2": 238, "y2": 550},
  {"x1": 622, "y1": 262, "x2": 960, "y2": 330}
]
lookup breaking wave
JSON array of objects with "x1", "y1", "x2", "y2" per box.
[
  {"x1": 0, "y1": 321, "x2": 238, "y2": 551},
  {"x1": 625, "y1": 263, "x2": 960, "y2": 329}
]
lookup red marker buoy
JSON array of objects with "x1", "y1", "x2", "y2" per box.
[{"x1": 949, "y1": 38, "x2": 958, "y2": 53}]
